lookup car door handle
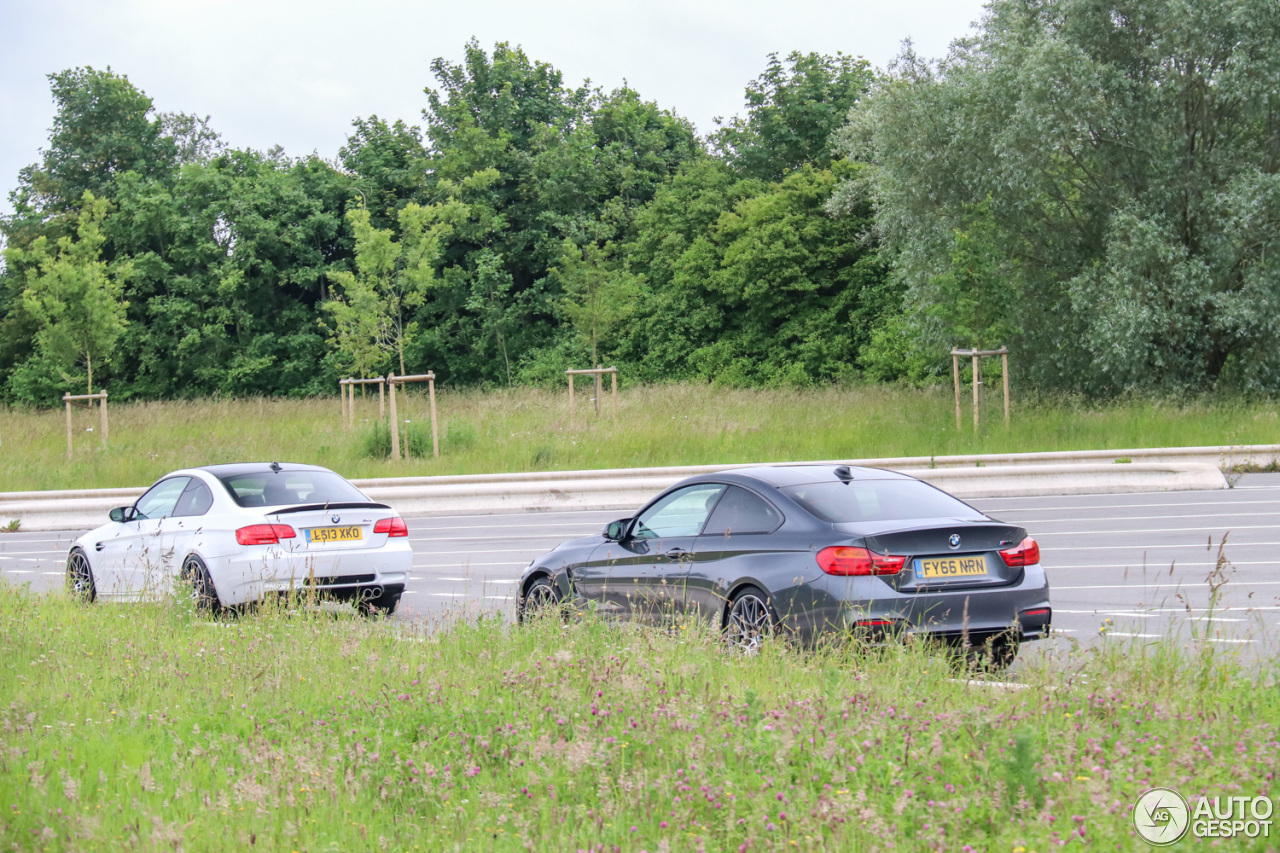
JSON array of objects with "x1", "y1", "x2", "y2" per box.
[{"x1": 665, "y1": 548, "x2": 688, "y2": 561}]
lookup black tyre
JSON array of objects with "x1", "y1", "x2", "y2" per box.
[
  {"x1": 724, "y1": 585, "x2": 776, "y2": 653},
  {"x1": 958, "y1": 635, "x2": 1019, "y2": 674},
  {"x1": 517, "y1": 576, "x2": 561, "y2": 623},
  {"x1": 66, "y1": 548, "x2": 96, "y2": 603},
  {"x1": 183, "y1": 555, "x2": 222, "y2": 616},
  {"x1": 359, "y1": 585, "x2": 403, "y2": 617}
]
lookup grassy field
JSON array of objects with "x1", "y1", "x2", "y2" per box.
[
  {"x1": 1, "y1": 587, "x2": 1276, "y2": 851},
  {"x1": 2, "y1": 384, "x2": 1280, "y2": 491}
]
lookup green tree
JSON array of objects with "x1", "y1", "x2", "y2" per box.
[
  {"x1": 415, "y1": 41, "x2": 698, "y2": 384},
  {"x1": 712, "y1": 52, "x2": 873, "y2": 181},
  {"x1": 621, "y1": 160, "x2": 889, "y2": 385},
  {"x1": 339, "y1": 117, "x2": 428, "y2": 229},
  {"x1": 7, "y1": 193, "x2": 129, "y2": 393},
  {"x1": 837, "y1": 0, "x2": 1280, "y2": 391},
  {"x1": 9, "y1": 67, "x2": 173, "y2": 218},
  {"x1": 325, "y1": 203, "x2": 451, "y2": 377},
  {"x1": 550, "y1": 240, "x2": 640, "y2": 365}
]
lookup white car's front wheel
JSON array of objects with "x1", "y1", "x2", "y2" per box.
[{"x1": 66, "y1": 548, "x2": 96, "y2": 603}]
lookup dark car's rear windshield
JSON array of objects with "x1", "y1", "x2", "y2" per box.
[
  {"x1": 782, "y1": 479, "x2": 985, "y2": 524},
  {"x1": 217, "y1": 471, "x2": 369, "y2": 508}
]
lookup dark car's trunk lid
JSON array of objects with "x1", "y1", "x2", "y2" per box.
[{"x1": 833, "y1": 520, "x2": 1030, "y2": 591}]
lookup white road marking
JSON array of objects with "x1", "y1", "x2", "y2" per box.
[
  {"x1": 1205, "y1": 637, "x2": 1253, "y2": 645},
  {"x1": 1102, "y1": 632, "x2": 1162, "y2": 638},
  {"x1": 1037, "y1": 524, "x2": 1280, "y2": 536},
  {"x1": 1054, "y1": 580, "x2": 1280, "y2": 591},
  {"x1": 411, "y1": 522, "x2": 599, "y2": 532},
  {"x1": 407, "y1": 534, "x2": 596, "y2": 543},
  {"x1": 413, "y1": 548, "x2": 549, "y2": 555},
  {"x1": 1046, "y1": 560, "x2": 1280, "y2": 569},
  {"x1": 415, "y1": 562, "x2": 528, "y2": 570}
]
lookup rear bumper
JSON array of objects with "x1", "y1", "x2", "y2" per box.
[
  {"x1": 776, "y1": 562, "x2": 1051, "y2": 646},
  {"x1": 211, "y1": 542, "x2": 413, "y2": 606}
]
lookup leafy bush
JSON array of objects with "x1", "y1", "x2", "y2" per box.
[{"x1": 443, "y1": 419, "x2": 477, "y2": 453}]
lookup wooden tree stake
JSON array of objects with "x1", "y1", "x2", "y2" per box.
[
  {"x1": 428, "y1": 374, "x2": 439, "y2": 459},
  {"x1": 1002, "y1": 351, "x2": 1011, "y2": 427},
  {"x1": 388, "y1": 373, "x2": 400, "y2": 461},
  {"x1": 952, "y1": 354, "x2": 961, "y2": 431}
]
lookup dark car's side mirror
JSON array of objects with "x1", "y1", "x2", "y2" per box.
[
  {"x1": 109, "y1": 506, "x2": 134, "y2": 523},
  {"x1": 604, "y1": 518, "x2": 632, "y2": 542}
]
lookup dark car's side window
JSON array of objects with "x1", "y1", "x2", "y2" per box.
[
  {"x1": 133, "y1": 477, "x2": 191, "y2": 520},
  {"x1": 172, "y1": 479, "x2": 214, "y2": 518},
  {"x1": 702, "y1": 486, "x2": 784, "y2": 536},
  {"x1": 632, "y1": 484, "x2": 727, "y2": 539}
]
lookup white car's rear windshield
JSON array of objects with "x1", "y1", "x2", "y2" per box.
[
  {"x1": 217, "y1": 471, "x2": 369, "y2": 508},
  {"x1": 782, "y1": 479, "x2": 985, "y2": 524}
]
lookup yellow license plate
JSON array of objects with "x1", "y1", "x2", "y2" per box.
[
  {"x1": 307, "y1": 526, "x2": 363, "y2": 544},
  {"x1": 916, "y1": 555, "x2": 988, "y2": 579}
]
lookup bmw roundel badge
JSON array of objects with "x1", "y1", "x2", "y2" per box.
[
  {"x1": 948, "y1": 533, "x2": 961, "y2": 549},
  {"x1": 331, "y1": 514, "x2": 341, "y2": 524}
]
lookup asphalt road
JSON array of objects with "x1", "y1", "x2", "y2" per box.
[{"x1": 4, "y1": 474, "x2": 1279, "y2": 661}]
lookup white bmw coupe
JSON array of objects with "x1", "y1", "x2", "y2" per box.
[{"x1": 65, "y1": 462, "x2": 412, "y2": 615}]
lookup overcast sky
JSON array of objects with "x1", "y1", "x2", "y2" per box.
[{"x1": 0, "y1": 0, "x2": 989, "y2": 218}]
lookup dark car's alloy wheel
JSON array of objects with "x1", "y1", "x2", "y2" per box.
[
  {"x1": 66, "y1": 548, "x2": 96, "y2": 603},
  {"x1": 725, "y1": 587, "x2": 774, "y2": 653},
  {"x1": 518, "y1": 577, "x2": 561, "y2": 622}
]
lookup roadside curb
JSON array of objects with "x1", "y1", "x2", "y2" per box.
[{"x1": 0, "y1": 447, "x2": 1232, "y2": 531}]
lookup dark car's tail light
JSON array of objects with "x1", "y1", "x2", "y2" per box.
[
  {"x1": 816, "y1": 546, "x2": 906, "y2": 576},
  {"x1": 235, "y1": 524, "x2": 297, "y2": 546},
  {"x1": 374, "y1": 517, "x2": 408, "y2": 537},
  {"x1": 998, "y1": 537, "x2": 1040, "y2": 567}
]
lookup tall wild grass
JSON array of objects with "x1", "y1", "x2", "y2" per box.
[
  {"x1": 1, "y1": 384, "x2": 1278, "y2": 491},
  {"x1": 1, "y1": 587, "x2": 1275, "y2": 850}
]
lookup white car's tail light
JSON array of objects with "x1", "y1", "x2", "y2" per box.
[
  {"x1": 374, "y1": 517, "x2": 408, "y2": 537},
  {"x1": 235, "y1": 524, "x2": 297, "y2": 546}
]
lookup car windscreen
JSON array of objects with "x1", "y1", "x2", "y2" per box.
[
  {"x1": 217, "y1": 471, "x2": 369, "y2": 508},
  {"x1": 781, "y1": 479, "x2": 986, "y2": 524}
]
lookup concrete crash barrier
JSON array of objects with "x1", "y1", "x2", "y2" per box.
[
  {"x1": 909, "y1": 462, "x2": 1227, "y2": 499},
  {"x1": 0, "y1": 454, "x2": 1228, "y2": 532}
]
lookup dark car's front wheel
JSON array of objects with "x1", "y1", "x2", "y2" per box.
[
  {"x1": 724, "y1": 586, "x2": 776, "y2": 653},
  {"x1": 518, "y1": 576, "x2": 561, "y2": 623},
  {"x1": 66, "y1": 548, "x2": 96, "y2": 603}
]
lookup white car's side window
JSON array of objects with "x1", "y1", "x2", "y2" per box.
[{"x1": 133, "y1": 477, "x2": 191, "y2": 520}]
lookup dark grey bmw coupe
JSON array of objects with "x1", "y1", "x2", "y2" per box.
[{"x1": 517, "y1": 465, "x2": 1051, "y2": 663}]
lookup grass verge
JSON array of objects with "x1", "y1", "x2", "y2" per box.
[
  {"x1": 1, "y1": 587, "x2": 1276, "y2": 851},
  {"x1": 2, "y1": 384, "x2": 1280, "y2": 491}
]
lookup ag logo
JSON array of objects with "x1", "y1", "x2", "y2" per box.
[{"x1": 1133, "y1": 787, "x2": 1190, "y2": 846}]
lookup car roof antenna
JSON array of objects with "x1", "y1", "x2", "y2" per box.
[
  {"x1": 270, "y1": 461, "x2": 282, "y2": 473},
  {"x1": 834, "y1": 465, "x2": 853, "y2": 484}
]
